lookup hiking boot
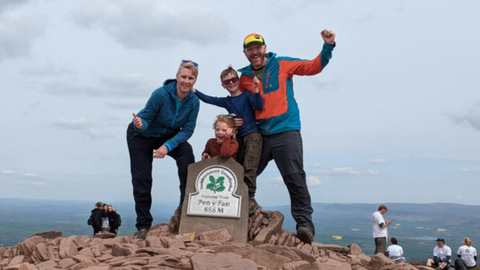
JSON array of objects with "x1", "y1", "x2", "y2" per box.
[
  {"x1": 249, "y1": 197, "x2": 260, "y2": 215},
  {"x1": 297, "y1": 226, "x2": 313, "y2": 244},
  {"x1": 136, "y1": 228, "x2": 149, "y2": 240}
]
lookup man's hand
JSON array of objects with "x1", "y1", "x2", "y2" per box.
[
  {"x1": 192, "y1": 87, "x2": 197, "y2": 93},
  {"x1": 154, "y1": 145, "x2": 169, "y2": 159},
  {"x1": 202, "y1": 153, "x2": 210, "y2": 160},
  {"x1": 253, "y1": 77, "x2": 260, "y2": 93},
  {"x1": 132, "y1": 113, "x2": 143, "y2": 129},
  {"x1": 321, "y1": 29, "x2": 336, "y2": 45},
  {"x1": 229, "y1": 113, "x2": 243, "y2": 128}
]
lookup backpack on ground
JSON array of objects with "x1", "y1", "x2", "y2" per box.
[
  {"x1": 117, "y1": 214, "x2": 122, "y2": 227},
  {"x1": 454, "y1": 258, "x2": 467, "y2": 270},
  {"x1": 87, "y1": 214, "x2": 94, "y2": 226}
]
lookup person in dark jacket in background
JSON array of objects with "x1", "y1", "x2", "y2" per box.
[
  {"x1": 87, "y1": 201, "x2": 104, "y2": 237},
  {"x1": 107, "y1": 205, "x2": 120, "y2": 235}
]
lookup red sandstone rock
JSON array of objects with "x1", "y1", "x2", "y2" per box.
[
  {"x1": 283, "y1": 260, "x2": 313, "y2": 270},
  {"x1": 366, "y1": 253, "x2": 395, "y2": 270},
  {"x1": 190, "y1": 253, "x2": 257, "y2": 270},
  {"x1": 197, "y1": 228, "x2": 232, "y2": 242},
  {"x1": 0, "y1": 209, "x2": 423, "y2": 270},
  {"x1": 349, "y1": 243, "x2": 363, "y2": 256}
]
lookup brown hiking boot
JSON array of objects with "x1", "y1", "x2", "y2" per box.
[
  {"x1": 249, "y1": 197, "x2": 260, "y2": 216},
  {"x1": 136, "y1": 228, "x2": 149, "y2": 240},
  {"x1": 297, "y1": 226, "x2": 313, "y2": 244}
]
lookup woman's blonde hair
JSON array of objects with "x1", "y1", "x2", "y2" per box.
[
  {"x1": 177, "y1": 60, "x2": 199, "y2": 78},
  {"x1": 464, "y1": 237, "x2": 472, "y2": 247}
]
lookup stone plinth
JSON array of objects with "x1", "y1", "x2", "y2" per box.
[{"x1": 179, "y1": 156, "x2": 248, "y2": 243}]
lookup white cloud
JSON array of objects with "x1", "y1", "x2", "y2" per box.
[
  {"x1": 2, "y1": 170, "x2": 14, "y2": 174},
  {"x1": 446, "y1": 102, "x2": 480, "y2": 131},
  {"x1": 52, "y1": 118, "x2": 90, "y2": 129},
  {"x1": 51, "y1": 118, "x2": 113, "y2": 140},
  {"x1": 70, "y1": 0, "x2": 229, "y2": 50},
  {"x1": 455, "y1": 196, "x2": 462, "y2": 199},
  {"x1": 0, "y1": 0, "x2": 30, "y2": 13},
  {"x1": 97, "y1": 73, "x2": 159, "y2": 96},
  {"x1": 31, "y1": 181, "x2": 47, "y2": 186},
  {"x1": 20, "y1": 63, "x2": 75, "y2": 77},
  {"x1": 43, "y1": 74, "x2": 156, "y2": 98},
  {"x1": 24, "y1": 173, "x2": 38, "y2": 177},
  {"x1": 462, "y1": 168, "x2": 469, "y2": 172},
  {"x1": 267, "y1": 175, "x2": 283, "y2": 185},
  {"x1": 311, "y1": 163, "x2": 322, "y2": 168},
  {"x1": 367, "y1": 159, "x2": 387, "y2": 164},
  {"x1": 307, "y1": 175, "x2": 321, "y2": 187},
  {"x1": 0, "y1": 9, "x2": 46, "y2": 62},
  {"x1": 325, "y1": 167, "x2": 362, "y2": 175},
  {"x1": 322, "y1": 167, "x2": 379, "y2": 176}
]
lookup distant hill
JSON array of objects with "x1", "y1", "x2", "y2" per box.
[{"x1": 1, "y1": 198, "x2": 479, "y2": 263}]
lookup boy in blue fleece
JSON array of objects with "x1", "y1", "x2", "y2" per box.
[{"x1": 193, "y1": 65, "x2": 263, "y2": 215}]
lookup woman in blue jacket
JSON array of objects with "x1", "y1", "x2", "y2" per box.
[{"x1": 126, "y1": 60, "x2": 200, "y2": 240}]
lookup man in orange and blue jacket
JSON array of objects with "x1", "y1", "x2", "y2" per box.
[{"x1": 238, "y1": 29, "x2": 336, "y2": 244}]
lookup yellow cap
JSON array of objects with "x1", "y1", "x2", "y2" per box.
[{"x1": 243, "y1": 33, "x2": 265, "y2": 48}]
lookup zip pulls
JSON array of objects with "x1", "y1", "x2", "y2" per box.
[
  {"x1": 160, "y1": 95, "x2": 185, "y2": 136},
  {"x1": 265, "y1": 70, "x2": 270, "y2": 90},
  {"x1": 172, "y1": 97, "x2": 184, "y2": 128}
]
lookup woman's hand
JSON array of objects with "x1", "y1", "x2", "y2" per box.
[
  {"x1": 132, "y1": 113, "x2": 143, "y2": 129},
  {"x1": 154, "y1": 145, "x2": 169, "y2": 159},
  {"x1": 202, "y1": 153, "x2": 210, "y2": 160}
]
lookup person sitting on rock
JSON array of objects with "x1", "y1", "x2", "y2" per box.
[
  {"x1": 107, "y1": 205, "x2": 121, "y2": 236},
  {"x1": 385, "y1": 237, "x2": 406, "y2": 263},
  {"x1": 427, "y1": 238, "x2": 452, "y2": 269},
  {"x1": 457, "y1": 237, "x2": 477, "y2": 269}
]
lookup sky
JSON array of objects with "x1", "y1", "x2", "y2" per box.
[{"x1": 1, "y1": 0, "x2": 479, "y2": 207}]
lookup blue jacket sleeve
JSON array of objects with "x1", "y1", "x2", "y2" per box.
[
  {"x1": 246, "y1": 92, "x2": 264, "y2": 110},
  {"x1": 195, "y1": 90, "x2": 229, "y2": 108},
  {"x1": 164, "y1": 98, "x2": 200, "y2": 151},
  {"x1": 136, "y1": 89, "x2": 164, "y2": 131},
  {"x1": 320, "y1": 42, "x2": 335, "y2": 68}
]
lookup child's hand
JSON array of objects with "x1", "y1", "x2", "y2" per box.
[
  {"x1": 202, "y1": 153, "x2": 210, "y2": 160},
  {"x1": 253, "y1": 76, "x2": 260, "y2": 93},
  {"x1": 226, "y1": 128, "x2": 234, "y2": 138}
]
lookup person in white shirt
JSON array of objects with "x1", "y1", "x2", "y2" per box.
[
  {"x1": 427, "y1": 238, "x2": 452, "y2": 268},
  {"x1": 457, "y1": 237, "x2": 477, "y2": 269},
  {"x1": 386, "y1": 237, "x2": 406, "y2": 263},
  {"x1": 372, "y1": 204, "x2": 392, "y2": 254}
]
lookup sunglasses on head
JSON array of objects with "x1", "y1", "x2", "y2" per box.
[
  {"x1": 182, "y1": 60, "x2": 198, "y2": 67},
  {"x1": 222, "y1": 77, "x2": 238, "y2": 85},
  {"x1": 217, "y1": 114, "x2": 233, "y2": 119}
]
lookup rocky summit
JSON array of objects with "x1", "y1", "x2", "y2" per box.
[{"x1": 0, "y1": 209, "x2": 430, "y2": 270}]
